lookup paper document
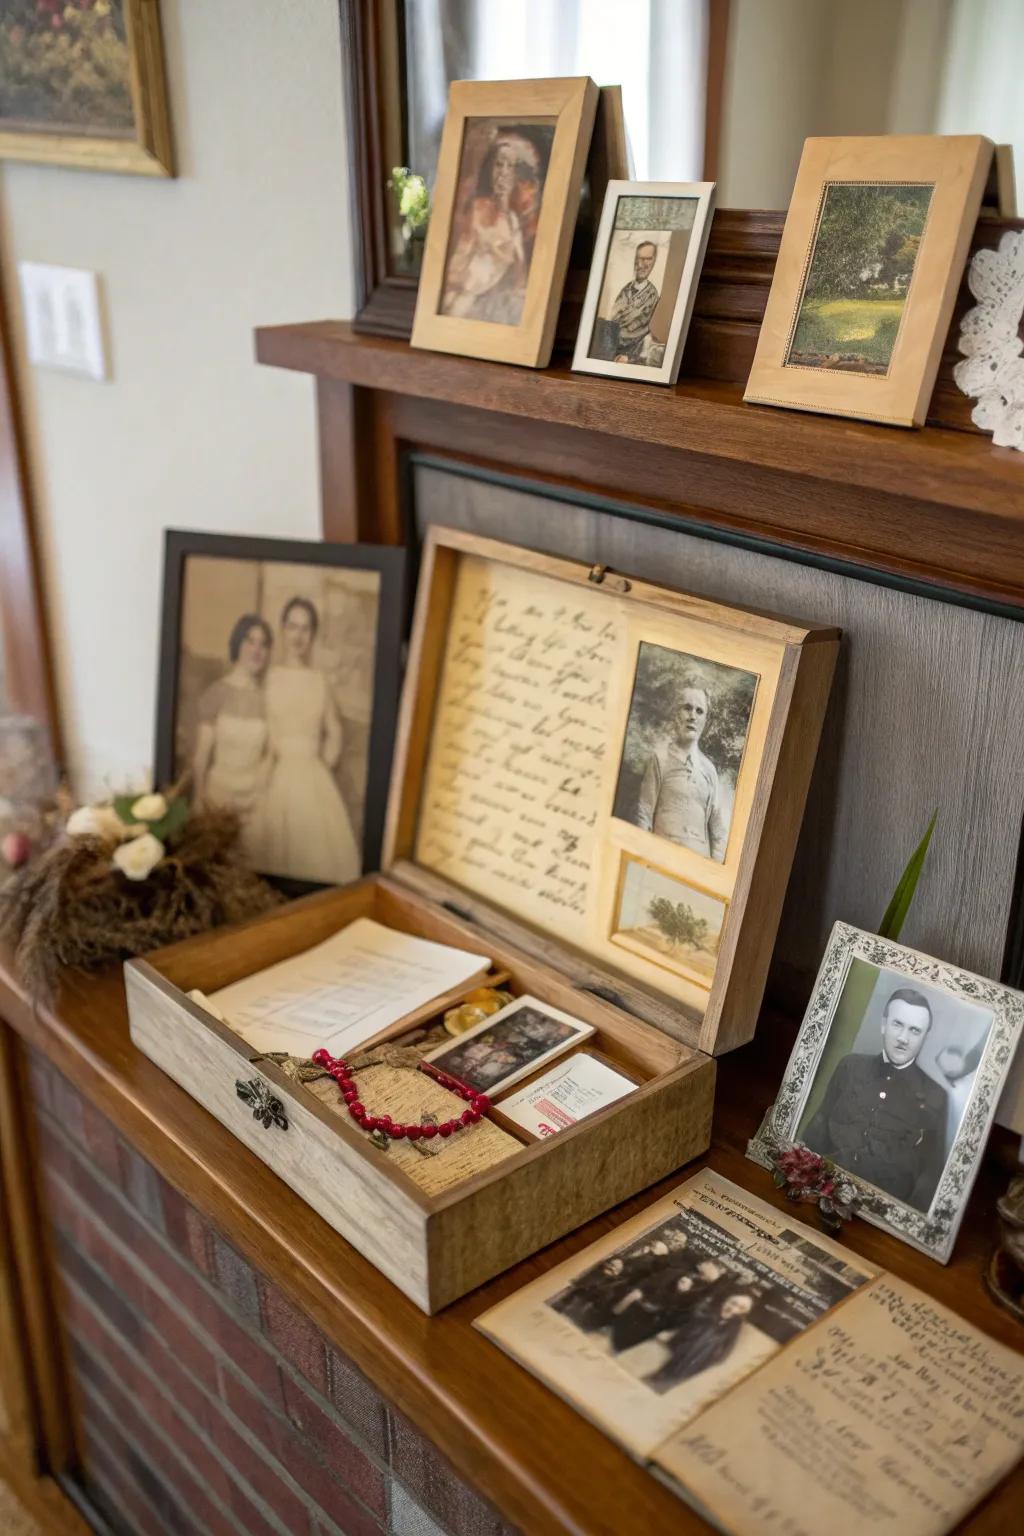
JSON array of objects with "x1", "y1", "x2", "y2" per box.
[
  {"x1": 208, "y1": 918, "x2": 490, "y2": 1058},
  {"x1": 496, "y1": 1052, "x2": 636, "y2": 1136}
]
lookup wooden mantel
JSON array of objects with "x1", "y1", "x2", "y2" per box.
[
  {"x1": 2, "y1": 961, "x2": 1022, "y2": 1534},
  {"x1": 255, "y1": 322, "x2": 1024, "y2": 610}
]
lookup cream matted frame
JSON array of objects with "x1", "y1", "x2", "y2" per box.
[
  {"x1": 745, "y1": 135, "x2": 993, "y2": 427},
  {"x1": 0, "y1": 0, "x2": 174, "y2": 177},
  {"x1": 385, "y1": 526, "x2": 840, "y2": 1058},
  {"x1": 748, "y1": 922, "x2": 1024, "y2": 1263},
  {"x1": 411, "y1": 77, "x2": 598, "y2": 368},
  {"x1": 572, "y1": 179, "x2": 716, "y2": 385}
]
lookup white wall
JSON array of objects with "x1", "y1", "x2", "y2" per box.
[{"x1": 0, "y1": 0, "x2": 354, "y2": 796}]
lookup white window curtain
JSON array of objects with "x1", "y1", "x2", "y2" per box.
[
  {"x1": 936, "y1": 0, "x2": 1024, "y2": 209},
  {"x1": 405, "y1": 0, "x2": 709, "y2": 186}
]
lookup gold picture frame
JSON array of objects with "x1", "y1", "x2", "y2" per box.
[
  {"x1": 411, "y1": 77, "x2": 598, "y2": 368},
  {"x1": 745, "y1": 135, "x2": 992, "y2": 427},
  {"x1": 0, "y1": 0, "x2": 174, "y2": 178}
]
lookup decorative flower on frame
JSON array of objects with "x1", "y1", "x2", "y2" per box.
[
  {"x1": 768, "y1": 1139, "x2": 859, "y2": 1232},
  {"x1": 954, "y1": 230, "x2": 1024, "y2": 451}
]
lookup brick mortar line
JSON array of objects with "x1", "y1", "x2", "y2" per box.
[
  {"x1": 78, "y1": 1386, "x2": 206, "y2": 1536},
  {"x1": 41, "y1": 1097, "x2": 501, "y2": 1536},
  {"x1": 62, "y1": 1263, "x2": 366, "y2": 1536},
  {"x1": 40, "y1": 1117, "x2": 392, "y2": 1471}
]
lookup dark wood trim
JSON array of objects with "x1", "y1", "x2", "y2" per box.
[
  {"x1": 0, "y1": 1023, "x2": 76, "y2": 1476},
  {"x1": 0, "y1": 270, "x2": 61, "y2": 754},
  {"x1": 703, "y1": 0, "x2": 731, "y2": 181},
  {"x1": 316, "y1": 378, "x2": 375, "y2": 540}
]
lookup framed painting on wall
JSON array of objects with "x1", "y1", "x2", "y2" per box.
[
  {"x1": 573, "y1": 180, "x2": 716, "y2": 385},
  {"x1": 0, "y1": 0, "x2": 174, "y2": 176},
  {"x1": 154, "y1": 531, "x2": 405, "y2": 889},
  {"x1": 411, "y1": 76, "x2": 599, "y2": 367},
  {"x1": 745, "y1": 135, "x2": 993, "y2": 426}
]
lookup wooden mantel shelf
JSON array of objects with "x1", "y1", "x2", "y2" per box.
[
  {"x1": 4, "y1": 957, "x2": 1022, "y2": 1534},
  {"x1": 256, "y1": 321, "x2": 1024, "y2": 524}
]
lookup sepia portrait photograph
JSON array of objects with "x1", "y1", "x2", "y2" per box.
[
  {"x1": 439, "y1": 116, "x2": 555, "y2": 327},
  {"x1": 612, "y1": 641, "x2": 758, "y2": 864},
  {"x1": 751, "y1": 923, "x2": 1024, "y2": 1262},
  {"x1": 786, "y1": 182, "x2": 933, "y2": 374},
  {"x1": 574, "y1": 181, "x2": 715, "y2": 385},
  {"x1": 424, "y1": 995, "x2": 592, "y2": 1097},
  {"x1": 155, "y1": 533, "x2": 404, "y2": 888},
  {"x1": 612, "y1": 858, "x2": 725, "y2": 985}
]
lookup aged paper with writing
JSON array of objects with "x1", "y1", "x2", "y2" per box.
[
  {"x1": 416, "y1": 555, "x2": 621, "y2": 947},
  {"x1": 657, "y1": 1273, "x2": 1024, "y2": 1536}
]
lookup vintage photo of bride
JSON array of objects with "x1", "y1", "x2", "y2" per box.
[{"x1": 158, "y1": 535, "x2": 405, "y2": 887}]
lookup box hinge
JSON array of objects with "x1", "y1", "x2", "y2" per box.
[
  {"x1": 442, "y1": 899, "x2": 477, "y2": 923},
  {"x1": 587, "y1": 563, "x2": 631, "y2": 593}
]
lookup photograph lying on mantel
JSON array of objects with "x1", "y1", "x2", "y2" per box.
[
  {"x1": 748, "y1": 920, "x2": 1024, "y2": 1262},
  {"x1": 477, "y1": 1168, "x2": 1024, "y2": 1536}
]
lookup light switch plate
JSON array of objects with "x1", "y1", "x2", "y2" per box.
[{"x1": 18, "y1": 262, "x2": 107, "y2": 382}]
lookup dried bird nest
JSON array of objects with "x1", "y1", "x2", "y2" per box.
[{"x1": 0, "y1": 802, "x2": 281, "y2": 1003}]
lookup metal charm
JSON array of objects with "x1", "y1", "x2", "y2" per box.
[{"x1": 235, "y1": 1076, "x2": 289, "y2": 1131}]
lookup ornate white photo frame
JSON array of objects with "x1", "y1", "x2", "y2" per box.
[
  {"x1": 572, "y1": 179, "x2": 716, "y2": 385},
  {"x1": 748, "y1": 921, "x2": 1024, "y2": 1263}
]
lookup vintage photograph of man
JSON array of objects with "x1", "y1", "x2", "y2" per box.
[
  {"x1": 424, "y1": 996, "x2": 592, "y2": 1096},
  {"x1": 440, "y1": 117, "x2": 555, "y2": 326},
  {"x1": 797, "y1": 959, "x2": 994, "y2": 1214},
  {"x1": 168, "y1": 553, "x2": 382, "y2": 887},
  {"x1": 587, "y1": 194, "x2": 697, "y2": 368},
  {"x1": 612, "y1": 643, "x2": 758, "y2": 864},
  {"x1": 549, "y1": 1204, "x2": 868, "y2": 1401}
]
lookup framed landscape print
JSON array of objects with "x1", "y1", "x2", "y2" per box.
[
  {"x1": 749, "y1": 922, "x2": 1024, "y2": 1262},
  {"x1": 573, "y1": 180, "x2": 716, "y2": 385},
  {"x1": 0, "y1": 0, "x2": 173, "y2": 175},
  {"x1": 745, "y1": 135, "x2": 993, "y2": 426},
  {"x1": 411, "y1": 77, "x2": 598, "y2": 367},
  {"x1": 155, "y1": 532, "x2": 405, "y2": 889}
]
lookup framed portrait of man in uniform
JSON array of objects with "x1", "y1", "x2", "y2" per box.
[{"x1": 749, "y1": 922, "x2": 1024, "y2": 1263}]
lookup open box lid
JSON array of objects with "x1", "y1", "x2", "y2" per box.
[{"x1": 383, "y1": 527, "x2": 839, "y2": 1057}]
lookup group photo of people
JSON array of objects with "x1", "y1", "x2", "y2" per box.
[{"x1": 167, "y1": 552, "x2": 383, "y2": 886}]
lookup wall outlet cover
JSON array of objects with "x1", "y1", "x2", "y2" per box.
[{"x1": 18, "y1": 262, "x2": 107, "y2": 382}]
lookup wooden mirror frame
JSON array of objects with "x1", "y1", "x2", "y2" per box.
[{"x1": 341, "y1": 0, "x2": 732, "y2": 342}]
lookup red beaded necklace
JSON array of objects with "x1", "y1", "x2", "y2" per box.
[{"x1": 311, "y1": 1047, "x2": 491, "y2": 1141}]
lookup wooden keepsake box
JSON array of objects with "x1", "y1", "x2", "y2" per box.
[{"x1": 126, "y1": 528, "x2": 839, "y2": 1312}]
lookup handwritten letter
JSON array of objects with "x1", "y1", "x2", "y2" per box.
[
  {"x1": 416, "y1": 556, "x2": 621, "y2": 943},
  {"x1": 658, "y1": 1274, "x2": 1024, "y2": 1536}
]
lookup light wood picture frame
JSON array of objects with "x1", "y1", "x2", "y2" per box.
[
  {"x1": 748, "y1": 921, "x2": 1024, "y2": 1263},
  {"x1": 745, "y1": 135, "x2": 993, "y2": 427},
  {"x1": 411, "y1": 77, "x2": 598, "y2": 368},
  {"x1": 0, "y1": 0, "x2": 173, "y2": 177},
  {"x1": 573, "y1": 180, "x2": 716, "y2": 385}
]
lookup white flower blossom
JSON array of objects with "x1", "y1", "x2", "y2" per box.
[
  {"x1": 130, "y1": 792, "x2": 168, "y2": 822},
  {"x1": 112, "y1": 832, "x2": 165, "y2": 881},
  {"x1": 66, "y1": 804, "x2": 129, "y2": 843}
]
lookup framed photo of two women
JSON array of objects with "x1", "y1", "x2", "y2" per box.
[{"x1": 155, "y1": 532, "x2": 405, "y2": 888}]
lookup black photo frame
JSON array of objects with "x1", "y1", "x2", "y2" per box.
[{"x1": 154, "y1": 530, "x2": 406, "y2": 889}]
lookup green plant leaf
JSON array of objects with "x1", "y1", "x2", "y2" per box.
[
  {"x1": 878, "y1": 811, "x2": 937, "y2": 941},
  {"x1": 147, "y1": 796, "x2": 189, "y2": 844},
  {"x1": 112, "y1": 794, "x2": 138, "y2": 825}
]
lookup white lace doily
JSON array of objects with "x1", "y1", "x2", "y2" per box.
[{"x1": 954, "y1": 229, "x2": 1024, "y2": 451}]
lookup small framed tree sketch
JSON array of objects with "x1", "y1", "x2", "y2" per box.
[
  {"x1": 411, "y1": 76, "x2": 598, "y2": 368},
  {"x1": 745, "y1": 135, "x2": 993, "y2": 426},
  {"x1": 0, "y1": 0, "x2": 174, "y2": 176},
  {"x1": 573, "y1": 181, "x2": 716, "y2": 385}
]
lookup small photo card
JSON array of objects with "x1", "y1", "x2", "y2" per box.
[
  {"x1": 423, "y1": 995, "x2": 593, "y2": 1097},
  {"x1": 495, "y1": 1052, "x2": 636, "y2": 1137}
]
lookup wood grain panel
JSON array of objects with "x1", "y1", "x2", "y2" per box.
[{"x1": 410, "y1": 465, "x2": 1024, "y2": 1022}]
